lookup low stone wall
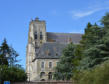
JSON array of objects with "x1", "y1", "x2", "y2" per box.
[{"x1": 12, "y1": 81, "x2": 74, "y2": 84}]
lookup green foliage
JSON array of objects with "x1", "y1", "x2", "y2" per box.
[
  {"x1": 78, "y1": 60, "x2": 109, "y2": 84},
  {"x1": 79, "y1": 18, "x2": 107, "y2": 70},
  {"x1": 54, "y1": 43, "x2": 76, "y2": 80},
  {"x1": 101, "y1": 13, "x2": 109, "y2": 28},
  {"x1": 80, "y1": 22, "x2": 104, "y2": 49},
  {"x1": 0, "y1": 39, "x2": 19, "y2": 66},
  {"x1": 80, "y1": 44, "x2": 109, "y2": 70},
  {"x1": 72, "y1": 12, "x2": 109, "y2": 84},
  {"x1": 0, "y1": 39, "x2": 9, "y2": 65},
  {"x1": 0, "y1": 65, "x2": 27, "y2": 83},
  {"x1": 8, "y1": 46, "x2": 19, "y2": 66},
  {"x1": 0, "y1": 39, "x2": 27, "y2": 83}
]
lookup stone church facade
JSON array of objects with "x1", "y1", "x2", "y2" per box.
[{"x1": 26, "y1": 18, "x2": 82, "y2": 81}]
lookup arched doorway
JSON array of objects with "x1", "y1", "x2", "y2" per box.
[
  {"x1": 40, "y1": 72, "x2": 45, "y2": 78},
  {"x1": 48, "y1": 72, "x2": 52, "y2": 80}
]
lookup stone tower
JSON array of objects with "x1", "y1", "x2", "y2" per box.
[{"x1": 26, "y1": 18, "x2": 47, "y2": 81}]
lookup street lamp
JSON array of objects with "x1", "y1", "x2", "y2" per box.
[{"x1": 0, "y1": 53, "x2": 9, "y2": 84}]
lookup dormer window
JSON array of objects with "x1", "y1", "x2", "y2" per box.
[
  {"x1": 56, "y1": 53, "x2": 58, "y2": 56},
  {"x1": 46, "y1": 50, "x2": 51, "y2": 56},
  {"x1": 48, "y1": 53, "x2": 51, "y2": 56},
  {"x1": 34, "y1": 32, "x2": 37, "y2": 39},
  {"x1": 40, "y1": 32, "x2": 43, "y2": 40}
]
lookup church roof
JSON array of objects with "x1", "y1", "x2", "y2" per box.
[
  {"x1": 33, "y1": 32, "x2": 82, "y2": 60},
  {"x1": 47, "y1": 32, "x2": 82, "y2": 44},
  {"x1": 34, "y1": 42, "x2": 66, "y2": 59}
]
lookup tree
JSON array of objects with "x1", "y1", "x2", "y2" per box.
[
  {"x1": 80, "y1": 22, "x2": 104, "y2": 50},
  {"x1": 0, "y1": 39, "x2": 19, "y2": 67},
  {"x1": 101, "y1": 13, "x2": 109, "y2": 29},
  {"x1": 54, "y1": 43, "x2": 76, "y2": 80},
  {"x1": 0, "y1": 39, "x2": 27, "y2": 83},
  {"x1": 8, "y1": 46, "x2": 19, "y2": 66},
  {"x1": 72, "y1": 12, "x2": 109, "y2": 83},
  {"x1": 0, "y1": 65, "x2": 27, "y2": 83},
  {"x1": 0, "y1": 39, "x2": 9, "y2": 65},
  {"x1": 78, "y1": 60, "x2": 109, "y2": 84},
  {"x1": 80, "y1": 45, "x2": 106, "y2": 70},
  {"x1": 78, "y1": 22, "x2": 105, "y2": 70}
]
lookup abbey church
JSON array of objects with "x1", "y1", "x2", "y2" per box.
[{"x1": 26, "y1": 18, "x2": 82, "y2": 81}]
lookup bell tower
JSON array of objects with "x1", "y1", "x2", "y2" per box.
[
  {"x1": 33, "y1": 17, "x2": 47, "y2": 47},
  {"x1": 26, "y1": 18, "x2": 47, "y2": 81}
]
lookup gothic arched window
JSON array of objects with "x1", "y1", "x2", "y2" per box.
[
  {"x1": 34, "y1": 32, "x2": 37, "y2": 39},
  {"x1": 40, "y1": 32, "x2": 43, "y2": 40}
]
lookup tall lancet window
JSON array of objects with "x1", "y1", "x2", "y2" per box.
[
  {"x1": 34, "y1": 32, "x2": 37, "y2": 39},
  {"x1": 40, "y1": 32, "x2": 43, "y2": 40}
]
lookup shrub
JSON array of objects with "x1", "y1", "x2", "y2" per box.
[{"x1": 77, "y1": 60, "x2": 109, "y2": 84}]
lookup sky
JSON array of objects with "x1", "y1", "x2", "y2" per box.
[{"x1": 0, "y1": 0, "x2": 109, "y2": 68}]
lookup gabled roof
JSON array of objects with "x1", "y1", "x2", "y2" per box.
[
  {"x1": 47, "y1": 32, "x2": 82, "y2": 44},
  {"x1": 33, "y1": 32, "x2": 82, "y2": 61}
]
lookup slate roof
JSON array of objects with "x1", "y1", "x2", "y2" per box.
[
  {"x1": 47, "y1": 32, "x2": 82, "y2": 44},
  {"x1": 35, "y1": 42, "x2": 66, "y2": 59},
  {"x1": 33, "y1": 32, "x2": 82, "y2": 60}
]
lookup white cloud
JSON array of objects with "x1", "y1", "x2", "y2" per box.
[
  {"x1": 72, "y1": 10, "x2": 96, "y2": 18},
  {"x1": 70, "y1": 1, "x2": 109, "y2": 19}
]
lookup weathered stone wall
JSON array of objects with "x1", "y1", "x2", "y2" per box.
[
  {"x1": 32, "y1": 59, "x2": 59, "y2": 81},
  {"x1": 26, "y1": 18, "x2": 47, "y2": 81}
]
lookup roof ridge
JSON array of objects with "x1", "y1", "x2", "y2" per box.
[
  {"x1": 47, "y1": 32, "x2": 83, "y2": 35},
  {"x1": 42, "y1": 42, "x2": 67, "y2": 45}
]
